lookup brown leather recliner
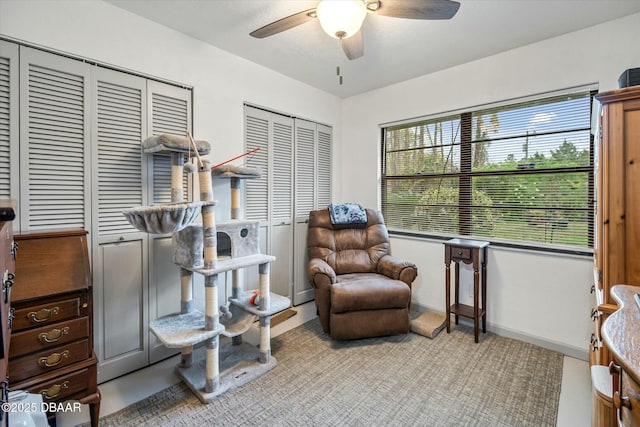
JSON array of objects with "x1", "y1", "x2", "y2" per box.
[{"x1": 306, "y1": 208, "x2": 418, "y2": 340}]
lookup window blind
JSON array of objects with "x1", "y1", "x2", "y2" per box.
[{"x1": 382, "y1": 90, "x2": 595, "y2": 251}]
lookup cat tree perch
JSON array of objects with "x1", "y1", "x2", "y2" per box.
[{"x1": 123, "y1": 134, "x2": 290, "y2": 402}]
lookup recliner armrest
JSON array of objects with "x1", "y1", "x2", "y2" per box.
[
  {"x1": 377, "y1": 255, "x2": 417, "y2": 286},
  {"x1": 307, "y1": 258, "x2": 337, "y2": 288}
]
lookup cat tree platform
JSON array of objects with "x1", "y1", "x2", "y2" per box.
[
  {"x1": 176, "y1": 342, "x2": 277, "y2": 403},
  {"x1": 229, "y1": 291, "x2": 291, "y2": 317},
  {"x1": 149, "y1": 311, "x2": 225, "y2": 348}
]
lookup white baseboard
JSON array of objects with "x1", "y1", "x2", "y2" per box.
[{"x1": 411, "y1": 303, "x2": 589, "y2": 361}]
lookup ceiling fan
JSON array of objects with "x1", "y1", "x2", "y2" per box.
[{"x1": 250, "y1": 0, "x2": 461, "y2": 60}]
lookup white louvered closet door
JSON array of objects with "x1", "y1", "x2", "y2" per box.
[
  {"x1": 91, "y1": 67, "x2": 149, "y2": 383},
  {"x1": 292, "y1": 119, "x2": 317, "y2": 305},
  {"x1": 293, "y1": 119, "x2": 333, "y2": 305},
  {"x1": 147, "y1": 80, "x2": 193, "y2": 364},
  {"x1": 19, "y1": 47, "x2": 91, "y2": 232},
  {"x1": 270, "y1": 114, "x2": 294, "y2": 298},
  {"x1": 0, "y1": 41, "x2": 19, "y2": 215},
  {"x1": 294, "y1": 119, "x2": 316, "y2": 220},
  {"x1": 244, "y1": 107, "x2": 270, "y2": 296},
  {"x1": 244, "y1": 106, "x2": 294, "y2": 299},
  {"x1": 317, "y1": 124, "x2": 332, "y2": 210}
]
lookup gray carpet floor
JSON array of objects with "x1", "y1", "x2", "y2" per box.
[{"x1": 83, "y1": 319, "x2": 563, "y2": 426}]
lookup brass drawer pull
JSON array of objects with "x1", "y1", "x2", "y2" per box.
[
  {"x1": 28, "y1": 307, "x2": 60, "y2": 323},
  {"x1": 38, "y1": 327, "x2": 70, "y2": 343},
  {"x1": 39, "y1": 381, "x2": 69, "y2": 399},
  {"x1": 38, "y1": 350, "x2": 69, "y2": 368}
]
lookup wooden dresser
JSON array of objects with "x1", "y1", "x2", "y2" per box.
[
  {"x1": 602, "y1": 285, "x2": 640, "y2": 427},
  {"x1": 0, "y1": 202, "x2": 16, "y2": 427},
  {"x1": 10, "y1": 230, "x2": 100, "y2": 427}
]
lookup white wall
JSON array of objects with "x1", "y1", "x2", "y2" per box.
[{"x1": 339, "y1": 12, "x2": 640, "y2": 359}]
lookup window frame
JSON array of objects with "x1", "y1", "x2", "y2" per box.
[{"x1": 380, "y1": 86, "x2": 597, "y2": 256}]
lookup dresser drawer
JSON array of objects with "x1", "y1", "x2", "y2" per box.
[
  {"x1": 9, "y1": 339, "x2": 89, "y2": 383},
  {"x1": 10, "y1": 317, "x2": 89, "y2": 358},
  {"x1": 12, "y1": 297, "x2": 81, "y2": 331},
  {"x1": 28, "y1": 368, "x2": 91, "y2": 403}
]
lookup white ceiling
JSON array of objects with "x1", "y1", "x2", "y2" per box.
[{"x1": 106, "y1": 0, "x2": 640, "y2": 98}]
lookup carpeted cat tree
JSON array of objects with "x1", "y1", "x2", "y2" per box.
[{"x1": 123, "y1": 134, "x2": 290, "y2": 403}]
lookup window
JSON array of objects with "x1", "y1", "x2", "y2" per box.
[{"x1": 381, "y1": 89, "x2": 596, "y2": 252}]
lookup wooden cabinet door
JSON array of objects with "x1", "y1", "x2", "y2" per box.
[{"x1": 623, "y1": 100, "x2": 640, "y2": 286}]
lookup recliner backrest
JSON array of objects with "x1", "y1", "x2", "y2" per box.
[{"x1": 307, "y1": 208, "x2": 390, "y2": 275}]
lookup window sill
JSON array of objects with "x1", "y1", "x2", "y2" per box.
[{"x1": 388, "y1": 229, "x2": 593, "y2": 258}]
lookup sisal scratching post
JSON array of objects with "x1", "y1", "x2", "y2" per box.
[
  {"x1": 171, "y1": 151, "x2": 196, "y2": 367},
  {"x1": 199, "y1": 161, "x2": 221, "y2": 393},
  {"x1": 171, "y1": 152, "x2": 185, "y2": 202},
  {"x1": 230, "y1": 177, "x2": 240, "y2": 220},
  {"x1": 258, "y1": 262, "x2": 271, "y2": 363},
  {"x1": 230, "y1": 176, "x2": 243, "y2": 346},
  {"x1": 199, "y1": 161, "x2": 216, "y2": 268},
  {"x1": 230, "y1": 178, "x2": 241, "y2": 301},
  {"x1": 410, "y1": 311, "x2": 447, "y2": 339},
  {"x1": 204, "y1": 274, "x2": 220, "y2": 393}
]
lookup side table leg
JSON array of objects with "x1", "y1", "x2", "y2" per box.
[
  {"x1": 482, "y1": 260, "x2": 487, "y2": 334},
  {"x1": 454, "y1": 262, "x2": 460, "y2": 325},
  {"x1": 445, "y1": 263, "x2": 451, "y2": 333},
  {"x1": 473, "y1": 266, "x2": 479, "y2": 343}
]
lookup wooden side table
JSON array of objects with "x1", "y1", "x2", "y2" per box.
[{"x1": 444, "y1": 238, "x2": 489, "y2": 343}]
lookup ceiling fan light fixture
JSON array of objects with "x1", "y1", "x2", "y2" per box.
[{"x1": 316, "y1": 0, "x2": 367, "y2": 39}]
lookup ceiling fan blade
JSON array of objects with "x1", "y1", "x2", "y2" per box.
[
  {"x1": 371, "y1": 0, "x2": 460, "y2": 20},
  {"x1": 250, "y1": 8, "x2": 317, "y2": 38},
  {"x1": 341, "y1": 30, "x2": 364, "y2": 60}
]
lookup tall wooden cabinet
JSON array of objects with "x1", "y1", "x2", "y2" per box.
[
  {"x1": 10, "y1": 230, "x2": 99, "y2": 427},
  {"x1": 592, "y1": 85, "x2": 640, "y2": 366},
  {"x1": 591, "y1": 86, "x2": 640, "y2": 427}
]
